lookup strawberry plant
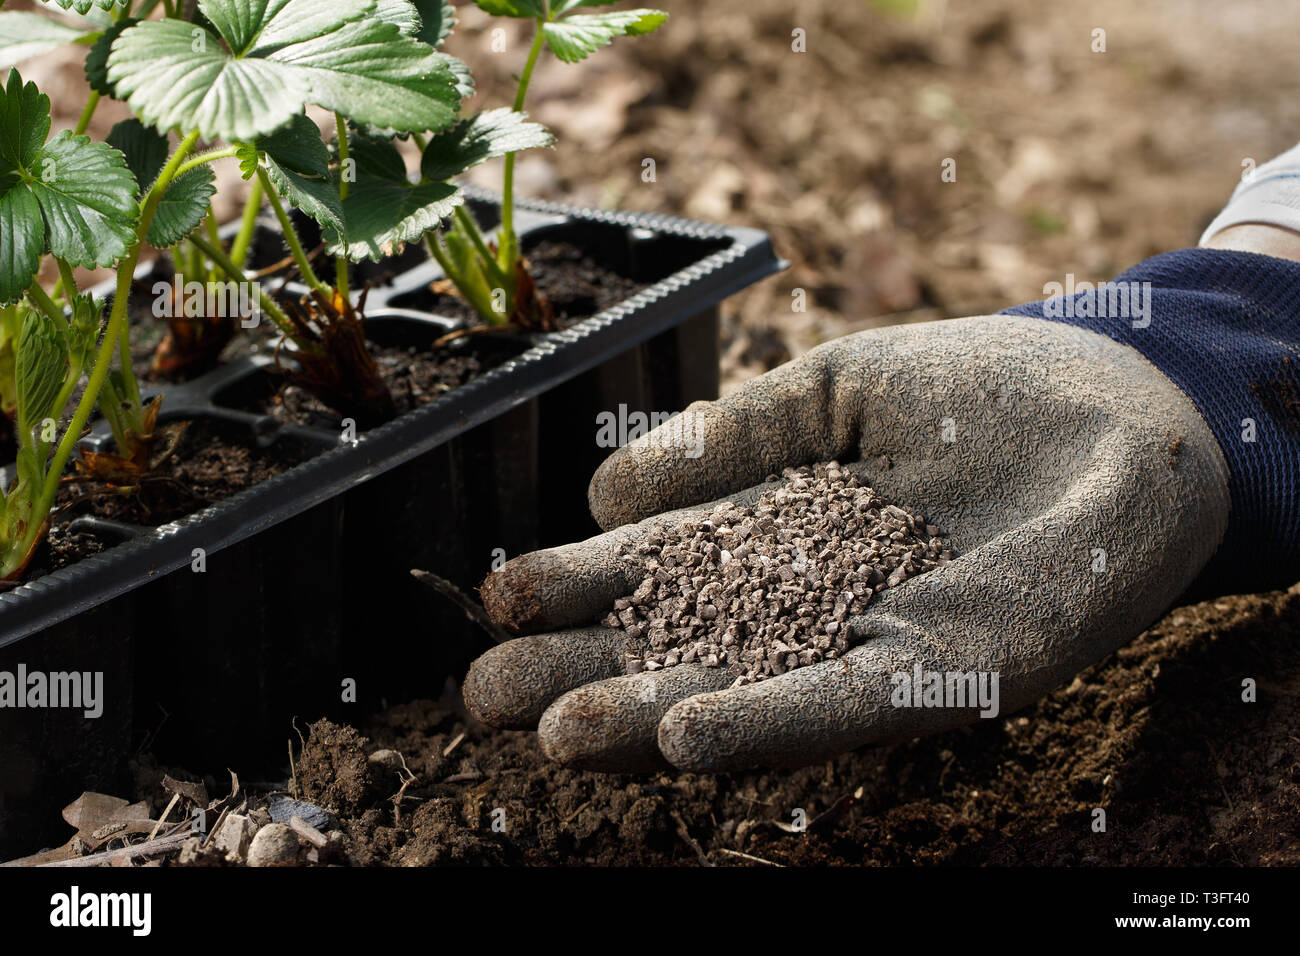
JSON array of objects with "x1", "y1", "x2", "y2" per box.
[
  {"x1": 0, "y1": 0, "x2": 673, "y2": 581},
  {"x1": 414, "y1": 0, "x2": 669, "y2": 328},
  {"x1": 0, "y1": 67, "x2": 145, "y2": 579},
  {"x1": 0, "y1": 0, "x2": 537, "y2": 575},
  {"x1": 95, "y1": 0, "x2": 562, "y2": 422},
  {"x1": 98, "y1": 0, "x2": 475, "y2": 424}
]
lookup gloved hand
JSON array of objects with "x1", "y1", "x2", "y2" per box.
[{"x1": 462, "y1": 314, "x2": 1232, "y2": 771}]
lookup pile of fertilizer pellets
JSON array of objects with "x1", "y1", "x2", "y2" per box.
[{"x1": 604, "y1": 462, "x2": 953, "y2": 686}]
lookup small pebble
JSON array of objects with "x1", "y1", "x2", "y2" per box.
[{"x1": 247, "y1": 824, "x2": 301, "y2": 867}]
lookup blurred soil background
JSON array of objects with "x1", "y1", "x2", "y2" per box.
[{"x1": 10, "y1": 0, "x2": 1300, "y2": 864}]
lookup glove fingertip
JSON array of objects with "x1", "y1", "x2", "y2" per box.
[
  {"x1": 462, "y1": 646, "x2": 541, "y2": 729},
  {"x1": 657, "y1": 693, "x2": 728, "y2": 772},
  {"x1": 538, "y1": 690, "x2": 668, "y2": 773},
  {"x1": 479, "y1": 554, "x2": 555, "y2": 635},
  {"x1": 588, "y1": 451, "x2": 652, "y2": 530}
]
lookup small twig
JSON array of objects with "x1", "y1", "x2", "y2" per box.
[
  {"x1": 287, "y1": 740, "x2": 297, "y2": 796},
  {"x1": 288, "y1": 718, "x2": 308, "y2": 797},
  {"x1": 431, "y1": 324, "x2": 528, "y2": 349},
  {"x1": 442, "y1": 732, "x2": 466, "y2": 759},
  {"x1": 718, "y1": 847, "x2": 784, "y2": 867},
  {"x1": 562, "y1": 801, "x2": 591, "y2": 825},
  {"x1": 147, "y1": 793, "x2": 180, "y2": 842},
  {"x1": 201, "y1": 806, "x2": 230, "y2": 848},
  {"x1": 411, "y1": 569, "x2": 512, "y2": 644},
  {"x1": 39, "y1": 831, "x2": 194, "y2": 868},
  {"x1": 443, "y1": 771, "x2": 483, "y2": 784},
  {"x1": 808, "y1": 792, "x2": 856, "y2": 830},
  {"x1": 251, "y1": 253, "x2": 298, "y2": 279},
  {"x1": 289, "y1": 815, "x2": 328, "y2": 849},
  {"x1": 391, "y1": 770, "x2": 418, "y2": 827},
  {"x1": 671, "y1": 810, "x2": 714, "y2": 867}
]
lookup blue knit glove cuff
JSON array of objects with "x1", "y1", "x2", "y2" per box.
[{"x1": 1002, "y1": 248, "x2": 1300, "y2": 596}]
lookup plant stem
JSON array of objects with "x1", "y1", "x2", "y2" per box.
[
  {"x1": 229, "y1": 175, "x2": 264, "y2": 268},
  {"x1": 94, "y1": 375, "x2": 131, "y2": 455},
  {"x1": 73, "y1": 92, "x2": 100, "y2": 136},
  {"x1": 333, "y1": 112, "x2": 351, "y2": 301},
  {"x1": 35, "y1": 130, "x2": 201, "y2": 527},
  {"x1": 48, "y1": 353, "x2": 86, "y2": 444},
  {"x1": 204, "y1": 210, "x2": 221, "y2": 250},
  {"x1": 256, "y1": 165, "x2": 328, "y2": 295},
  {"x1": 454, "y1": 206, "x2": 507, "y2": 287},
  {"x1": 25, "y1": 282, "x2": 64, "y2": 326},
  {"x1": 425, "y1": 232, "x2": 462, "y2": 288},
  {"x1": 55, "y1": 259, "x2": 77, "y2": 300},
  {"x1": 498, "y1": 24, "x2": 546, "y2": 276},
  {"x1": 427, "y1": 230, "x2": 497, "y2": 321},
  {"x1": 116, "y1": 301, "x2": 141, "y2": 414},
  {"x1": 185, "y1": 232, "x2": 296, "y2": 339},
  {"x1": 173, "y1": 146, "x2": 238, "y2": 179}
]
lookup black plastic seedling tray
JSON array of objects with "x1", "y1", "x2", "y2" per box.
[{"x1": 0, "y1": 191, "x2": 784, "y2": 854}]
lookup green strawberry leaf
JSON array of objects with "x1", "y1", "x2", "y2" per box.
[
  {"x1": 107, "y1": 0, "x2": 466, "y2": 141},
  {"x1": 541, "y1": 9, "x2": 666, "y2": 62},
  {"x1": 83, "y1": 17, "x2": 137, "y2": 98},
  {"x1": 419, "y1": 107, "x2": 552, "y2": 182},
  {"x1": 105, "y1": 117, "x2": 167, "y2": 190},
  {"x1": 415, "y1": 0, "x2": 456, "y2": 46},
  {"x1": 66, "y1": 292, "x2": 102, "y2": 369},
  {"x1": 265, "y1": 156, "x2": 343, "y2": 239},
  {"x1": 39, "y1": 0, "x2": 124, "y2": 14},
  {"x1": 0, "y1": 189, "x2": 44, "y2": 309},
  {"x1": 15, "y1": 305, "x2": 68, "y2": 441},
  {"x1": 446, "y1": 53, "x2": 475, "y2": 101},
  {"x1": 240, "y1": 113, "x2": 343, "y2": 238},
  {"x1": 384, "y1": 1, "x2": 456, "y2": 47},
  {"x1": 374, "y1": 0, "x2": 421, "y2": 36},
  {"x1": 0, "y1": 12, "x2": 93, "y2": 70},
  {"x1": 473, "y1": 1, "x2": 546, "y2": 17},
  {"x1": 0, "y1": 304, "x2": 20, "y2": 417},
  {"x1": 33, "y1": 2, "x2": 116, "y2": 28},
  {"x1": 0, "y1": 70, "x2": 139, "y2": 305},
  {"x1": 107, "y1": 19, "x2": 309, "y2": 144},
  {"x1": 26, "y1": 130, "x2": 140, "y2": 269},
  {"x1": 105, "y1": 118, "x2": 218, "y2": 249},
  {"x1": 0, "y1": 69, "x2": 52, "y2": 171},
  {"x1": 329, "y1": 134, "x2": 461, "y2": 261},
  {"x1": 147, "y1": 167, "x2": 217, "y2": 248},
  {"x1": 252, "y1": 113, "x2": 332, "y2": 179}
]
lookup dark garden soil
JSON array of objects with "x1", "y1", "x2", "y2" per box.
[
  {"x1": 56, "y1": 419, "x2": 320, "y2": 526},
  {"x1": 18, "y1": 418, "x2": 321, "y2": 577},
  {"x1": 227, "y1": 338, "x2": 511, "y2": 429},
  {"x1": 229, "y1": 240, "x2": 645, "y2": 427},
  {"x1": 33, "y1": 525, "x2": 109, "y2": 577},
  {"x1": 407, "y1": 240, "x2": 647, "y2": 328},
  {"x1": 115, "y1": 580, "x2": 1299, "y2": 867}
]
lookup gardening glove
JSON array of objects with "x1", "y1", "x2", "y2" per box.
[{"x1": 464, "y1": 247, "x2": 1300, "y2": 772}]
